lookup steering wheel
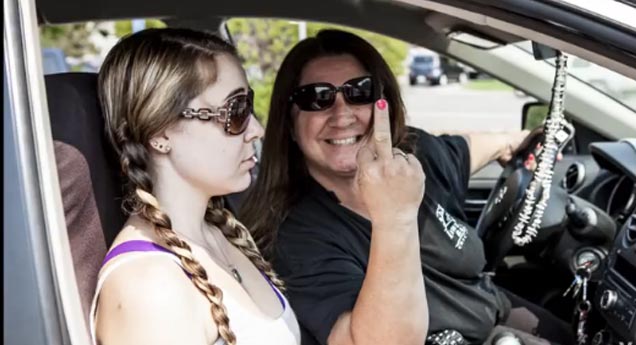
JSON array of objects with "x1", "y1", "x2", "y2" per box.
[{"x1": 476, "y1": 130, "x2": 545, "y2": 271}]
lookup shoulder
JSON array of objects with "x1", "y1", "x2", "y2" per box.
[
  {"x1": 275, "y1": 198, "x2": 355, "y2": 268},
  {"x1": 283, "y1": 186, "x2": 339, "y2": 231},
  {"x1": 405, "y1": 126, "x2": 467, "y2": 151},
  {"x1": 96, "y1": 254, "x2": 211, "y2": 344},
  {"x1": 405, "y1": 126, "x2": 469, "y2": 161},
  {"x1": 100, "y1": 251, "x2": 191, "y2": 297}
]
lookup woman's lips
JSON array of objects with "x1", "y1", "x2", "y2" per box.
[{"x1": 241, "y1": 154, "x2": 258, "y2": 168}]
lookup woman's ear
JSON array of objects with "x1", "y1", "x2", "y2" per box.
[{"x1": 149, "y1": 134, "x2": 171, "y2": 154}]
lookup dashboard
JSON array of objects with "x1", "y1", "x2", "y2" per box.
[
  {"x1": 562, "y1": 142, "x2": 636, "y2": 229},
  {"x1": 584, "y1": 171, "x2": 636, "y2": 226},
  {"x1": 587, "y1": 140, "x2": 636, "y2": 343}
]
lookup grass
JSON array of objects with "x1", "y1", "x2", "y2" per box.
[{"x1": 464, "y1": 79, "x2": 514, "y2": 91}]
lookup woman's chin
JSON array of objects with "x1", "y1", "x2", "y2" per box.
[
  {"x1": 237, "y1": 173, "x2": 253, "y2": 191},
  {"x1": 331, "y1": 161, "x2": 359, "y2": 177},
  {"x1": 215, "y1": 173, "x2": 252, "y2": 197}
]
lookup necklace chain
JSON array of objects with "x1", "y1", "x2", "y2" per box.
[
  {"x1": 184, "y1": 228, "x2": 243, "y2": 284},
  {"x1": 209, "y1": 229, "x2": 243, "y2": 284}
]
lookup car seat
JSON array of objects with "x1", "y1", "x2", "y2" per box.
[{"x1": 47, "y1": 72, "x2": 123, "y2": 325}]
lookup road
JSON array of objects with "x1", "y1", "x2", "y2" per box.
[{"x1": 398, "y1": 80, "x2": 534, "y2": 133}]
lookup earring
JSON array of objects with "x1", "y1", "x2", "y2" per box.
[{"x1": 152, "y1": 142, "x2": 170, "y2": 153}]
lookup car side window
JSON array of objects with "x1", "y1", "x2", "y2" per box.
[{"x1": 405, "y1": 46, "x2": 527, "y2": 133}]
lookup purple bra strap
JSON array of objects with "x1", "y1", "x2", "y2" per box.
[
  {"x1": 260, "y1": 271, "x2": 286, "y2": 310},
  {"x1": 101, "y1": 240, "x2": 175, "y2": 267}
]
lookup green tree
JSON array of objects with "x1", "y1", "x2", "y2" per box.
[
  {"x1": 227, "y1": 19, "x2": 299, "y2": 120},
  {"x1": 114, "y1": 19, "x2": 167, "y2": 38},
  {"x1": 40, "y1": 23, "x2": 99, "y2": 58},
  {"x1": 40, "y1": 19, "x2": 167, "y2": 58},
  {"x1": 306, "y1": 22, "x2": 408, "y2": 77}
]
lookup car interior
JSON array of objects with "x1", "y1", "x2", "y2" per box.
[{"x1": 6, "y1": 0, "x2": 635, "y2": 344}]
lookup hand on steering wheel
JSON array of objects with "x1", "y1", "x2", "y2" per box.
[
  {"x1": 496, "y1": 129, "x2": 532, "y2": 166},
  {"x1": 498, "y1": 127, "x2": 544, "y2": 166},
  {"x1": 476, "y1": 126, "x2": 548, "y2": 270}
]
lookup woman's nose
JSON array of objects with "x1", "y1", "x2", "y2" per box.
[
  {"x1": 244, "y1": 115, "x2": 264, "y2": 142},
  {"x1": 329, "y1": 93, "x2": 356, "y2": 127}
]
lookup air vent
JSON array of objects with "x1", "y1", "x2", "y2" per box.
[
  {"x1": 562, "y1": 162, "x2": 585, "y2": 192},
  {"x1": 626, "y1": 212, "x2": 636, "y2": 244}
]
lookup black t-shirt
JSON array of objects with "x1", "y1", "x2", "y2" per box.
[{"x1": 273, "y1": 128, "x2": 511, "y2": 345}]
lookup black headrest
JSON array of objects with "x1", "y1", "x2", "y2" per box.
[
  {"x1": 45, "y1": 72, "x2": 247, "y2": 239},
  {"x1": 46, "y1": 72, "x2": 125, "y2": 246}
]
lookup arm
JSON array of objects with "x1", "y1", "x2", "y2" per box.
[
  {"x1": 328, "y1": 100, "x2": 427, "y2": 345},
  {"x1": 432, "y1": 130, "x2": 530, "y2": 174},
  {"x1": 328, "y1": 220, "x2": 427, "y2": 345},
  {"x1": 95, "y1": 256, "x2": 210, "y2": 345}
]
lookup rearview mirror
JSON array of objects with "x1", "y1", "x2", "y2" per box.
[{"x1": 521, "y1": 101, "x2": 549, "y2": 130}]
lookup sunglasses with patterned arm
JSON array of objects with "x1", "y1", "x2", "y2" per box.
[{"x1": 180, "y1": 89, "x2": 254, "y2": 135}]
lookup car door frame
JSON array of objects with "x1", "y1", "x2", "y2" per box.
[{"x1": 4, "y1": 0, "x2": 90, "y2": 343}]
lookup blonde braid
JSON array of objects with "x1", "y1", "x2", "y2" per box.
[
  {"x1": 119, "y1": 139, "x2": 237, "y2": 345},
  {"x1": 206, "y1": 198, "x2": 286, "y2": 292}
]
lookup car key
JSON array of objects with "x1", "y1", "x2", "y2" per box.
[
  {"x1": 563, "y1": 275, "x2": 582, "y2": 297},
  {"x1": 576, "y1": 266, "x2": 591, "y2": 301}
]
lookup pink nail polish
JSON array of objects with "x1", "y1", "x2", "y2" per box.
[{"x1": 376, "y1": 99, "x2": 387, "y2": 110}]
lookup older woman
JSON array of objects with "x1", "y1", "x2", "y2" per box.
[{"x1": 242, "y1": 29, "x2": 573, "y2": 345}]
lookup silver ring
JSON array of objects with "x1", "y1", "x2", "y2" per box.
[{"x1": 393, "y1": 149, "x2": 409, "y2": 161}]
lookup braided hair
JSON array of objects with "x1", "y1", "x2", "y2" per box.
[{"x1": 99, "y1": 28, "x2": 283, "y2": 344}]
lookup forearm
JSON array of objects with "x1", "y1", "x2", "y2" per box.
[
  {"x1": 331, "y1": 221, "x2": 427, "y2": 345},
  {"x1": 432, "y1": 130, "x2": 531, "y2": 174},
  {"x1": 464, "y1": 132, "x2": 511, "y2": 174}
]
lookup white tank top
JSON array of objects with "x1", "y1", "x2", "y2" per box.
[{"x1": 89, "y1": 249, "x2": 300, "y2": 345}]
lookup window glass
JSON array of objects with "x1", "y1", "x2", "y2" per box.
[
  {"x1": 405, "y1": 45, "x2": 527, "y2": 132},
  {"x1": 39, "y1": 19, "x2": 166, "y2": 74},
  {"x1": 515, "y1": 41, "x2": 636, "y2": 112},
  {"x1": 226, "y1": 18, "x2": 409, "y2": 122}
]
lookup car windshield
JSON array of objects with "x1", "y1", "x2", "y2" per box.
[
  {"x1": 550, "y1": 0, "x2": 636, "y2": 31},
  {"x1": 514, "y1": 41, "x2": 636, "y2": 112}
]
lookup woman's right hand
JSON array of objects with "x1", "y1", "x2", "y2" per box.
[{"x1": 356, "y1": 99, "x2": 425, "y2": 226}]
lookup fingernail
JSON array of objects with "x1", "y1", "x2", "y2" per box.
[
  {"x1": 376, "y1": 99, "x2": 387, "y2": 110},
  {"x1": 528, "y1": 153, "x2": 535, "y2": 161}
]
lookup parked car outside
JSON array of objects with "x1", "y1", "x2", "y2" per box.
[{"x1": 408, "y1": 48, "x2": 470, "y2": 86}]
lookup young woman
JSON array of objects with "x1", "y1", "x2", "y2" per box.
[{"x1": 91, "y1": 28, "x2": 300, "y2": 345}]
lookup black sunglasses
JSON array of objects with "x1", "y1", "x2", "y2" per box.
[
  {"x1": 289, "y1": 76, "x2": 378, "y2": 112},
  {"x1": 180, "y1": 89, "x2": 254, "y2": 135}
]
